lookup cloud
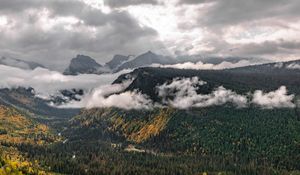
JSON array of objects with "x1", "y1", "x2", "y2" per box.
[
  {"x1": 172, "y1": 0, "x2": 300, "y2": 60},
  {"x1": 198, "y1": 0, "x2": 300, "y2": 26},
  {"x1": 0, "y1": 64, "x2": 153, "y2": 110},
  {"x1": 0, "y1": 57, "x2": 31, "y2": 69},
  {"x1": 252, "y1": 86, "x2": 295, "y2": 109},
  {"x1": 179, "y1": 0, "x2": 211, "y2": 5},
  {"x1": 0, "y1": 0, "x2": 163, "y2": 70},
  {"x1": 60, "y1": 80, "x2": 153, "y2": 110},
  {"x1": 157, "y1": 77, "x2": 207, "y2": 102},
  {"x1": 157, "y1": 77, "x2": 296, "y2": 109},
  {"x1": 230, "y1": 40, "x2": 300, "y2": 56},
  {"x1": 57, "y1": 76, "x2": 296, "y2": 110},
  {"x1": 104, "y1": 0, "x2": 158, "y2": 8},
  {"x1": 0, "y1": 64, "x2": 131, "y2": 98},
  {"x1": 1, "y1": 65, "x2": 295, "y2": 110},
  {"x1": 286, "y1": 63, "x2": 300, "y2": 70},
  {"x1": 1, "y1": 0, "x2": 300, "y2": 68},
  {"x1": 274, "y1": 62, "x2": 300, "y2": 70},
  {"x1": 157, "y1": 77, "x2": 248, "y2": 109},
  {"x1": 152, "y1": 60, "x2": 252, "y2": 70}
]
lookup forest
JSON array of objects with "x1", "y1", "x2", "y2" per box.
[{"x1": 1, "y1": 106, "x2": 299, "y2": 175}]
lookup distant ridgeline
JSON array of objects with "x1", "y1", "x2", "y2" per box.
[{"x1": 61, "y1": 51, "x2": 271, "y2": 75}]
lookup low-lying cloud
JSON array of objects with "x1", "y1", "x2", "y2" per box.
[
  {"x1": 157, "y1": 77, "x2": 248, "y2": 109},
  {"x1": 0, "y1": 65, "x2": 296, "y2": 110},
  {"x1": 60, "y1": 80, "x2": 153, "y2": 110},
  {"x1": 274, "y1": 62, "x2": 300, "y2": 70},
  {"x1": 286, "y1": 63, "x2": 300, "y2": 70},
  {"x1": 0, "y1": 64, "x2": 131, "y2": 99},
  {"x1": 252, "y1": 86, "x2": 295, "y2": 109},
  {"x1": 152, "y1": 60, "x2": 252, "y2": 70},
  {"x1": 157, "y1": 77, "x2": 296, "y2": 109}
]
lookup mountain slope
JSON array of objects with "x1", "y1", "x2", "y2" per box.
[
  {"x1": 66, "y1": 108, "x2": 174, "y2": 143},
  {"x1": 113, "y1": 60, "x2": 300, "y2": 102},
  {"x1": 1, "y1": 58, "x2": 300, "y2": 175},
  {"x1": 52, "y1": 106, "x2": 300, "y2": 174},
  {"x1": 0, "y1": 56, "x2": 45, "y2": 70},
  {"x1": 115, "y1": 51, "x2": 176, "y2": 71},
  {"x1": 0, "y1": 87, "x2": 79, "y2": 119},
  {"x1": 105, "y1": 54, "x2": 130, "y2": 70},
  {"x1": 232, "y1": 59, "x2": 300, "y2": 73},
  {"x1": 0, "y1": 105, "x2": 56, "y2": 145},
  {"x1": 0, "y1": 104, "x2": 61, "y2": 174},
  {"x1": 64, "y1": 55, "x2": 109, "y2": 75},
  {"x1": 175, "y1": 55, "x2": 270, "y2": 65}
]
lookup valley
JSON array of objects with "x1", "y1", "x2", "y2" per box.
[{"x1": 0, "y1": 59, "x2": 300, "y2": 175}]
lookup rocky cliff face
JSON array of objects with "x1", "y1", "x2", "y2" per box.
[
  {"x1": 64, "y1": 55, "x2": 108, "y2": 75},
  {"x1": 105, "y1": 54, "x2": 130, "y2": 70}
]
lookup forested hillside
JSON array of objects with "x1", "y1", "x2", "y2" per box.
[
  {"x1": 0, "y1": 105, "x2": 60, "y2": 174},
  {"x1": 6, "y1": 107, "x2": 298, "y2": 175}
]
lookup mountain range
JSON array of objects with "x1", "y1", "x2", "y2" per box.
[
  {"x1": 62, "y1": 51, "x2": 270, "y2": 75},
  {"x1": 0, "y1": 51, "x2": 270, "y2": 75},
  {"x1": 62, "y1": 51, "x2": 177, "y2": 75},
  {"x1": 1, "y1": 56, "x2": 300, "y2": 175},
  {"x1": 0, "y1": 56, "x2": 45, "y2": 70}
]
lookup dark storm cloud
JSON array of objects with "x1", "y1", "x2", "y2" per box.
[
  {"x1": 0, "y1": 0, "x2": 38, "y2": 13},
  {"x1": 177, "y1": 0, "x2": 300, "y2": 30},
  {"x1": 179, "y1": 0, "x2": 212, "y2": 5},
  {"x1": 0, "y1": 0, "x2": 299, "y2": 69},
  {"x1": 0, "y1": 0, "x2": 146, "y2": 27},
  {"x1": 232, "y1": 40, "x2": 300, "y2": 56},
  {"x1": 0, "y1": 0, "x2": 162, "y2": 70},
  {"x1": 193, "y1": 0, "x2": 300, "y2": 26},
  {"x1": 104, "y1": 0, "x2": 158, "y2": 8},
  {"x1": 0, "y1": 0, "x2": 83, "y2": 16},
  {"x1": 176, "y1": 0, "x2": 300, "y2": 59}
]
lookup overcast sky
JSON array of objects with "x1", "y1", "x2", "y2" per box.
[{"x1": 0, "y1": 0, "x2": 300, "y2": 70}]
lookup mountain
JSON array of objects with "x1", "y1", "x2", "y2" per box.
[
  {"x1": 64, "y1": 52, "x2": 270, "y2": 75},
  {"x1": 1, "y1": 59, "x2": 300, "y2": 174},
  {"x1": 115, "y1": 51, "x2": 176, "y2": 71},
  {"x1": 113, "y1": 52, "x2": 271, "y2": 72},
  {"x1": 0, "y1": 56, "x2": 45, "y2": 70},
  {"x1": 105, "y1": 54, "x2": 130, "y2": 70},
  {"x1": 3, "y1": 58, "x2": 295, "y2": 118},
  {"x1": 0, "y1": 87, "x2": 79, "y2": 119},
  {"x1": 0, "y1": 105, "x2": 55, "y2": 145},
  {"x1": 175, "y1": 55, "x2": 270, "y2": 65},
  {"x1": 48, "y1": 106, "x2": 299, "y2": 174},
  {"x1": 46, "y1": 62, "x2": 300, "y2": 174},
  {"x1": 0, "y1": 104, "x2": 60, "y2": 174},
  {"x1": 63, "y1": 55, "x2": 109, "y2": 75},
  {"x1": 232, "y1": 59, "x2": 300, "y2": 73},
  {"x1": 113, "y1": 60, "x2": 300, "y2": 102}
]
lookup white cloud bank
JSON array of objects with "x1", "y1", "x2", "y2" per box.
[
  {"x1": 286, "y1": 63, "x2": 300, "y2": 70},
  {"x1": 157, "y1": 77, "x2": 248, "y2": 109},
  {"x1": 152, "y1": 60, "x2": 252, "y2": 70},
  {"x1": 0, "y1": 64, "x2": 152, "y2": 110},
  {"x1": 60, "y1": 80, "x2": 153, "y2": 110},
  {"x1": 0, "y1": 65, "x2": 296, "y2": 110},
  {"x1": 0, "y1": 64, "x2": 131, "y2": 98},
  {"x1": 157, "y1": 77, "x2": 296, "y2": 109},
  {"x1": 274, "y1": 62, "x2": 300, "y2": 70},
  {"x1": 252, "y1": 86, "x2": 295, "y2": 109}
]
